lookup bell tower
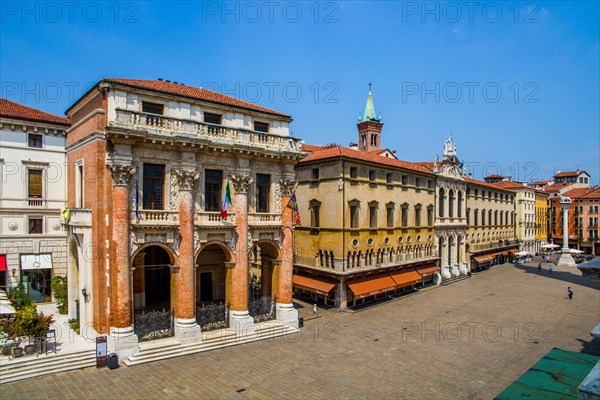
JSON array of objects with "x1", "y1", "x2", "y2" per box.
[{"x1": 357, "y1": 83, "x2": 383, "y2": 151}]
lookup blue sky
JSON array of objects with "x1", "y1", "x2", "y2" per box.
[{"x1": 1, "y1": 1, "x2": 598, "y2": 184}]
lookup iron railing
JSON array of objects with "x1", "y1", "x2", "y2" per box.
[
  {"x1": 134, "y1": 308, "x2": 174, "y2": 342},
  {"x1": 196, "y1": 302, "x2": 229, "y2": 331}
]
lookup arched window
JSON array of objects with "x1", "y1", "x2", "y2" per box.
[
  {"x1": 482, "y1": 209, "x2": 486, "y2": 226},
  {"x1": 458, "y1": 191, "x2": 463, "y2": 218},
  {"x1": 449, "y1": 189, "x2": 455, "y2": 218},
  {"x1": 439, "y1": 188, "x2": 446, "y2": 218}
]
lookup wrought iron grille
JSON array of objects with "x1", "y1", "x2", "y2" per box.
[
  {"x1": 196, "y1": 302, "x2": 229, "y2": 331},
  {"x1": 134, "y1": 309, "x2": 174, "y2": 342},
  {"x1": 248, "y1": 296, "x2": 276, "y2": 323}
]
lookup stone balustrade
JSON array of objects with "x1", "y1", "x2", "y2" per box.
[
  {"x1": 112, "y1": 109, "x2": 303, "y2": 154},
  {"x1": 248, "y1": 213, "x2": 281, "y2": 225}
]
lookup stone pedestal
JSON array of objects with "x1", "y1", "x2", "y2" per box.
[
  {"x1": 276, "y1": 303, "x2": 299, "y2": 329},
  {"x1": 175, "y1": 317, "x2": 202, "y2": 344},
  {"x1": 108, "y1": 326, "x2": 139, "y2": 360},
  {"x1": 459, "y1": 263, "x2": 468, "y2": 275},
  {"x1": 230, "y1": 310, "x2": 255, "y2": 337},
  {"x1": 558, "y1": 249, "x2": 577, "y2": 267},
  {"x1": 441, "y1": 266, "x2": 452, "y2": 279}
]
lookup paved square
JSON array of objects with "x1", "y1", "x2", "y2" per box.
[{"x1": 2, "y1": 261, "x2": 598, "y2": 399}]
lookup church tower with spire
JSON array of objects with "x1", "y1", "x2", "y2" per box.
[{"x1": 357, "y1": 84, "x2": 383, "y2": 152}]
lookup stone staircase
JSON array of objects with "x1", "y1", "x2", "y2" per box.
[
  {"x1": 441, "y1": 274, "x2": 471, "y2": 286},
  {"x1": 0, "y1": 348, "x2": 96, "y2": 384},
  {"x1": 124, "y1": 321, "x2": 297, "y2": 367}
]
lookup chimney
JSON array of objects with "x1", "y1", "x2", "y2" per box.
[
  {"x1": 158, "y1": 78, "x2": 163, "y2": 81},
  {"x1": 349, "y1": 142, "x2": 358, "y2": 150}
]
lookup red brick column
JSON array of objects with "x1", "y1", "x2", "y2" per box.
[
  {"x1": 276, "y1": 179, "x2": 299, "y2": 328},
  {"x1": 173, "y1": 169, "x2": 201, "y2": 342},
  {"x1": 231, "y1": 175, "x2": 253, "y2": 312},
  {"x1": 108, "y1": 164, "x2": 136, "y2": 329}
]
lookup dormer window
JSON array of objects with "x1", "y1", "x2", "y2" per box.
[
  {"x1": 254, "y1": 121, "x2": 269, "y2": 133},
  {"x1": 142, "y1": 102, "x2": 163, "y2": 115},
  {"x1": 204, "y1": 112, "x2": 222, "y2": 125}
]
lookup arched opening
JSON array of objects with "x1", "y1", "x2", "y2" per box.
[
  {"x1": 439, "y1": 188, "x2": 446, "y2": 217},
  {"x1": 248, "y1": 241, "x2": 280, "y2": 300},
  {"x1": 448, "y1": 189, "x2": 455, "y2": 218},
  {"x1": 195, "y1": 243, "x2": 231, "y2": 305},
  {"x1": 132, "y1": 245, "x2": 173, "y2": 312}
]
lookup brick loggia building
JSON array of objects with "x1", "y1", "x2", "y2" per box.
[{"x1": 63, "y1": 78, "x2": 303, "y2": 357}]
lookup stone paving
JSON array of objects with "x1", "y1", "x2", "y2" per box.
[{"x1": 2, "y1": 261, "x2": 598, "y2": 399}]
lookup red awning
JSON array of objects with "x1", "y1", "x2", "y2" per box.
[
  {"x1": 414, "y1": 264, "x2": 439, "y2": 276},
  {"x1": 292, "y1": 274, "x2": 336, "y2": 295},
  {"x1": 0, "y1": 254, "x2": 6, "y2": 271},
  {"x1": 347, "y1": 274, "x2": 397, "y2": 300},
  {"x1": 389, "y1": 269, "x2": 423, "y2": 287}
]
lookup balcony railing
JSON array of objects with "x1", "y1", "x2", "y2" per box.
[
  {"x1": 26, "y1": 198, "x2": 46, "y2": 207},
  {"x1": 132, "y1": 210, "x2": 179, "y2": 225},
  {"x1": 195, "y1": 212, "x2": 236, "y2": 226},
  {"x1": 112, "y1": 109, "x2": 303, "y2": 154},
  {"x1": 249, "y1": 213, "x2": 281, "y2": 225}
]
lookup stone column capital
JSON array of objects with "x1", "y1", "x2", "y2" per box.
[
  {"x1": 278, "y1": 179, "x2": 297, "y2": 197},
  {"x1": 108, "y1": 163, "x2": 136, "y2": 187},
  {"x1": 231, "y1": 175, "x2": 254, "y2": 194},
  {"x1": 172, "y1": 169, "x2": 200, "y2": 192}
]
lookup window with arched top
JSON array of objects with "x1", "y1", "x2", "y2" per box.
[
  {"x1": 439, "y1": 188, "x2": 446, "y2": 217},
  {"x1": 458, "y1": 191, "x2": 463, "y2": 218},
  {"x1": 448, "y1": 189, "x2": 455, "y2": 218}
]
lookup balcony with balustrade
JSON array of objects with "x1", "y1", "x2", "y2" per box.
[{"x1": 109, "y1": 109, "x2": 303, "y2": 156}]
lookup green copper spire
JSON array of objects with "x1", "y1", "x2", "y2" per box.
[{"x1": 362, "y1": 82, "x2": 378, "y2": 122}]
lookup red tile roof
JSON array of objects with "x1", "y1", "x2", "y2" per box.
[
  {"x1": 102, "y1": 78, "x2": 290, "y2": 118},
  {"x1": 0, "y1": 98, "x2": 70, "y2": 126},
  {"x1": 484, "y1": 174, "x2": 506, "y2": 179},
  {"x1": 465, "y1": 177, "x2": 513, "y2": 193},
  {"x1": 490, "y1": 180, "x2": 530, "y2": 190},
  {"x1": 299, "y1": 145, "x2": 434, "y2": 175},
  {"x1": 554, "y1": 170, "x2": 587, "y2": 178},
  {"x1": 544, "y1": 182, "x2": 572, "y2": 192},
  {"x1": 415, "y1": 161, "x2": 435, "y2": 172},
  {"x1": 564, "y1": 187, "x2": 600, "y2": 199},
  {"x1": 302, "y1": 144, "x2": 325, "y2": 153}
]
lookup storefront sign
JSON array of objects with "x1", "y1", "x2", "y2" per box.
[
  {"x1": 20, "y1": 254, "x2": 53, "y2": 270},
  {"x1": 96, "y1": 336, "x2": 107, "y2": 368}
]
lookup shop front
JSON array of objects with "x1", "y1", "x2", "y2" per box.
[{"x1": 20, "y1": 253, "x2": 53, "y2": 302}]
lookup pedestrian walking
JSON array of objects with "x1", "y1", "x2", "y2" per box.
[
  {"x1": 568, "y1": 287, "x2": 573, "y2": 300},
  {"x1": 549, "y1": 264, "x2": 553, "y2": 274},
  {"x1": 538, "y1": 262, "x2": 542, "y2": 272}
]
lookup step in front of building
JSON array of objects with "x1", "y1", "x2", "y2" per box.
[
  {"x1": 124, "y1": 322, "x2": 296, "y2": 367},
  {"x1": 441, "y1": 274, "x2": 471, "y2": 286},
  {"x1": 0, "y1": 349, "x2": 97, "y2": 385}
]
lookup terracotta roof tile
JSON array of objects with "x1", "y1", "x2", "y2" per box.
[
  {"x1": 564, "y1": 187, "x2": 600, "y2": 199},
  {"x1": 302, "y1": 144, "x2": 325, "y2": 153},
  {"x1": 485, "y1": 174, "x2": 506, "y2": 179},
  {"x1": 465, "y1": 177, "x2": 513, "y2": 193},
  {"x1": 490, "y1": 180, "x2": 530, "y2": 190},
  {"x1": 103, "y1": 78, "x2": 290, "y2": 118},
  {"x1": 0, "y1": 98, "x2": 70, "y2": 126},
  {"x1": 299, "y1": 145, "x2": 434, "y2": 175},
  {"x1": 554, "y1": 170, "x2": 587, "y2": 178}
]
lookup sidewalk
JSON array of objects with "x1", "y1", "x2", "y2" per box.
[{"x1": 0, "y1": 302, "x2": 94, "y2": 366}]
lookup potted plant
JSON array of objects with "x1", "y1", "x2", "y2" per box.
[
  {"x1": 12, "y1": 304, "x2": 54, "y2": 354},
  {"x1": 50, "y1": 276, "x2": 68, "y2": 314}
]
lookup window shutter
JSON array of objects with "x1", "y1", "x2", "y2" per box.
[{"x1": 28, "y1": 170, "x2": 43, "y2": 198}]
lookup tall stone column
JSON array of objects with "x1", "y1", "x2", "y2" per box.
[
  {"x1": 558, "y1": 195, "x2": 576, "y2": 267},
  {"x1": 276, "y1": 179, "x2": 299, "y2": 328},
  {"x1": 173, "y1": 169, "x2": 202, "y2": 343},
  {"x1": 107, "y1": 163, "x2": 139, "y2": 359},
  {"x1": 229, "y1": 174, "x2": 255, "y2": 335}
]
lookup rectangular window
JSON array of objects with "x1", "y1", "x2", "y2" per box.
[
  {"x1": 369, "y1": 205, "x2": 377, "y2": 228},
  {"x1": 204, "y1": 112, "x2": 222, "y2": 125},
  {"x1": 204, "y1": 169, "x2": 222, "y2": 212},
  {"x1": 142, "y1": 164, "x2": 165, "y2": 210},
  {"x1": 254, "y1": 121, "x2": 269, "y2": 133},
  {"x1": 311, "y1": 168, "x2": 319, "y2": 180},
  {"x1": 427, "y1": 207, "x2": 434, "y2": 226},
  {"x1": 369, "y1": 170, "x2": 376, "y2": 182},
  {"x1": 142, "y1": 102, "x2": 163, "y2": 115},
  {"x1": 29, "y1": 217, "x2": 43, "y2": 234},
  {"x1": 28, "y1": 169, "x2": 43, "y2": 199},
  {"x1": 386, "y1": 173, "x2": 393, "y2": 184},
  {"x1": 415, "y1": 206, "x2": 422, "y2": 227},
  {"x1": 28, "y1": 134, "x2": 43, "y2": 148},
  {"x1": 350, "y1": 167, "x2": 358, "y2": 179},
  {"x1": 76, "y1": 163, "x2": 84, "y2": 208},
  {"x1": 386, "y1": 206, "x2": 394, "y2": 228},
  {"x1": 402, "y1": 206, "x2": 408, "y2": 227},
  {"x1": 256, "y1": 174, "x2": 270, "y2": 213},
  {"x1": 350, "y1": 205, "x2": 359, "y2": 229},
  {"x1": 310, "y1": 203, "x2": 320, "y2": 228},
  {"x1": 401, "y1": 175, "x2": 408, "y2": 185},
  {"x1": 428, "y1": 180, "x2": 434, "y2": 190}
]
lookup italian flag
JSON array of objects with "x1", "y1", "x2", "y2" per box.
[{"x1": 221, "y1": 180, "x2": 232, "y2": 219}]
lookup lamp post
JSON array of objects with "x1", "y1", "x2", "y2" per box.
[{"x1": 557, "y1": 195, "x2": 577, "y2": 267}]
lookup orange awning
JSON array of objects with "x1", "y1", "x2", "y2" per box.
[
  {"x1": 508, "y1": 248, "x2": 519, "y2": 254},
  {"x1": 389, "y1": 269, "x2": 423, "y2": 286},
  {"x1": 414, "y1": 264, "x2": 439, "y2": 276},
  {"x1": 347, "y1": 274, "x2": 397, "y2": 300},
  {"x1": 293, "y1": 274, "x2": 336, "y2": 295},
  {"x1": 473, "y1": 254, "x2": 493, "y2": 263}
]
